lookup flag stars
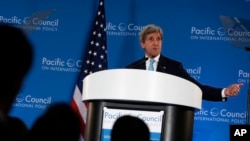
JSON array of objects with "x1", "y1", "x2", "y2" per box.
[
  {"x1": 101, "y1": 15, "x2": 105, "y2": 19},
  {"x1": 100, "y1": 55, "x2": 104, "y2": 59},
  {"x1": 88, "y1": 50, "x2": 92, "y2": 55},
  {"x1": 97, "y1": 32, "x2": 102, "y2": 37},
  {"x1": 95, "y1": 42, "x2": 99, "y2": 47},
  {"x1": 86, "y1": 60, "x2": 90, "y2": 64},
  {"x1": 98, "y1": 64, "x2": 103, "y2": 68},
  {"x1": 84, "y1": 69, "x2": 88, "y2": 74},
  {"x1": 90, "y1": 40, "x2": 94, "y2": 45},
  {"x1": 100, "y1": 24, "x2": 104, "y2": 28},
  {"x1": 98, "y1": 11, "x2": 101, "y2": 16}
]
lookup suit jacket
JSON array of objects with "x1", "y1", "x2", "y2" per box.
[{"x1": 126, "y1": 54, "x2": 226, "y2": 102}]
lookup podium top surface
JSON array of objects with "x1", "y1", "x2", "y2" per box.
[{"x1": 82, "y1": 69, "x2": 202, "y2": 109}]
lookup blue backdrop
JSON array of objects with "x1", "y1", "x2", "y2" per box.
[{"x1": 1, "y1": 0, "x2": 250, "y2": 141}]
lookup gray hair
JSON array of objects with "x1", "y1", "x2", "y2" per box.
[{"x1": 139, "y1": 24, "x2": 163, "y2": 43}]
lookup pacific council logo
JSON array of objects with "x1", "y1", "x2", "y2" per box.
[
  {"x1": 66, "y1": 59, "x2": 75, "y2": 67},
  {"x1": 118, "y1": 23, "x2": 126, "y2": 31},
  {"x1": 217, "y1": 27, "x2": 226, "y2": 36},
  {"x1": 16, "y1": 94, "x2": 25, "y2": 102},
  {"x1": 210, "y1": 108, "x2": 219, "y2": 116}
]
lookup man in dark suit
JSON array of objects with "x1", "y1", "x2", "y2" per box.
[{"x1": 126, "y1": 24, "x2": 243, "y2": 102}]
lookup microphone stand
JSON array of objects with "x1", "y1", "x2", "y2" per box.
[{"x1": 245, "y1": 47, "x2": 250, "y2": 125}]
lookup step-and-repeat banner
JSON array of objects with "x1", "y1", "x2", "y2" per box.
[{"x1": 1, "y1": 0, "x2": 250, "y2": 141}]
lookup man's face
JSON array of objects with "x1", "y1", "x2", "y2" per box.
[{"x1": 141, "y1": 32, "x2": 162, "y2": 58}]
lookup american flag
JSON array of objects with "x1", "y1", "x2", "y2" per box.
[{"x1": 71, "y1": 0, "x2": 107, "y2": 140}]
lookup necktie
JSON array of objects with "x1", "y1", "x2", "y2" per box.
[{"x1": 148, "y1": 59, "x2": 155, "y2": 71}]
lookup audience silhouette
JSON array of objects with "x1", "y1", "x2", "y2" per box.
[
  {"x1": 0, "y1": 23, "x2": 33, "y2": 141},
  {"x1": 111, "y1": 115, "x2": 150, "y2": 141},
  {"x1": 6, "y1": 116, "x2": 30, "y2": 140},
  {"x1": 29, "y1": 102, "x2": 82, "y2": 141}
]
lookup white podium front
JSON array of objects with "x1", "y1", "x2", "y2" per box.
[{"x1": 82, "y1": 69, "x2": 202, "y2": 141}]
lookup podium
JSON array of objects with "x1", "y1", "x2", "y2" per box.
[{"x1": 82, "y1": 69, "x2": 202, "y2": 141}]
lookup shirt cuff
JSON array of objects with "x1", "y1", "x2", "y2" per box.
[
  {"x1": 222, "y1": 88, "x2": 227, "y2": 101},
  {"x1": 222, "y1": 88, "x2": 226, "y2": 98}
]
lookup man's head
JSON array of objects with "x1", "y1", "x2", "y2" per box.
[
  {"x1": 139, "y1": 24, "x2": 163, "y2": 58},
  {"x1": 111, "y1": 115, "x2": 150, "y2": 141},
  {"x1": 0, "y1": 23, "x2": 33, "y2": 115}
]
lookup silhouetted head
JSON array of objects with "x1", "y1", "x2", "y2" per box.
[
  {"x1": 111, "y1": 115, "x2": 150, "y2": 141},
  {"x1": 30, "y1": 102, "x2": 81, "y2": 141}
]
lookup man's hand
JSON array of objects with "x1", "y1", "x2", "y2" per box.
[{"x1": 224, "y1": 83, "x2": 244, "y2": 97}]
